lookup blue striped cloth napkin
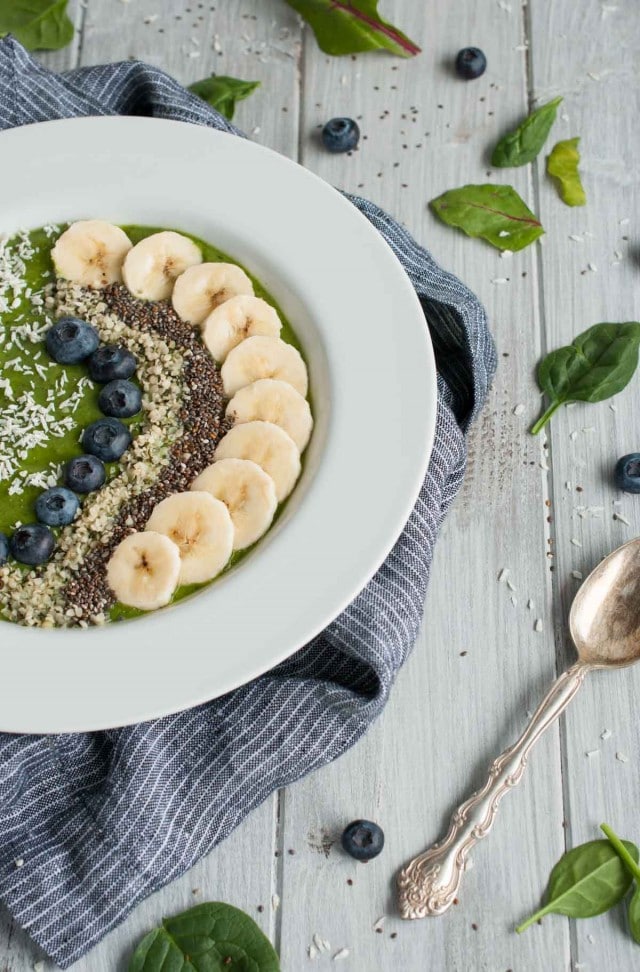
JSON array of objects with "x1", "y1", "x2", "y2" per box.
[{"x1": 0, "y1": 36, "x2": 496, "y2": 968}]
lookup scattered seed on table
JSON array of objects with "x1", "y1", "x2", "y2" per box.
[
  {"x1": 534, "y1": 619, "x2": 543, "y2": 632},
  {"x1": 585, "y1": 749, "x2": 599, "y2": 757},
  {"x1": 572, "y1": 570, "x2": 583, "y2": 580},
  {"x1": 616, "y1": 752, "x2": 629, "y2": 763},
  {"x1": 614, "y1": 512, "x2": 630, "y2": 525},
  {"x1": 601, "y1": 728, "x2": 612, "y2": 740},
  {"x1": 333, "y1": 948, "x2": 350, "y2": 961}
]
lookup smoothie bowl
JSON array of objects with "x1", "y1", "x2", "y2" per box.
[
  {"x1": 0, "y1": 221, "x2": 313, "y2": 628},
  {"x1": 0, "y1": 117, "x2": 435, "y2": 732}
]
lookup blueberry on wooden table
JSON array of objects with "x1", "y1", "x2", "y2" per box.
[
  {"x1": 82, "y1": 418, "x2": 132, "y2": 462},
  {"x1": 10, "y1": 524, "x2": 56, "y2": 566},
  {"x1": 89, "y1": 345, "x2": 137, "y2": 383},
  {"x1": 35, "y1": 486, "x2": 79, "y2": 527},
  {"x1": 99, "y1": 379, "x2": 142, "y2": 419},
  {"x1": 455, "y1": 47, "x2": 487, "y2": 80},
  {"x1": 615, "y1": 453, "x2": 640, "y2": 493},
  {"x1": 64, "y1": 455, "x2": 106, "y2": 494},
  {"x1": 322, "y1": 118, "x2": 360, "y2": 154},
  {"x1": 341, "y1": 820, "x2": 385, "y2": 861},
  {"x1": 45, "y1": 317, "x2": 100, "y2": 364},
  {"x1": 0, "y1": 533, "x2": 9, "y2": 566}
]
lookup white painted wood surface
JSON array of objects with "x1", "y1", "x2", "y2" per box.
[{"x1": 0, "y1": 0, "x2": 638, "y2": 968}]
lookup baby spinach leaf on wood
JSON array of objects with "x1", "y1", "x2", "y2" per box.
[
  {"x1": 0, "y1": 0, "x2": 74, "y2": 51},
  {"x1": 601, "y1": 823, "x2": 640, "y2": 945},
  {"x1": 516, "y1": 838, "x2": 639, "y2": 933},
  {"x1": 629, "y1": 889, "x2": 640, "y2": 945},
  {"x1": 547, "y1": 138, "x2": 586, "y2": 207},
  {"x1": 129, "y1": 902, "x2": 281, "y2": 971},
  {"x1": 430, "y1": 183, "x2": 544, "y2": 251},
  {"x1": 188, "y1": 76, "x2": 260, "y2": 121},
  {"x1": 531, "y1": 322, "x2": 640, "y2": 434},
  {"x1": 284, "y1": 0, "x2": 420, "y2": 57},
  {"x1": 492, "y1": 97, "x2": 563, "y2": 168}
]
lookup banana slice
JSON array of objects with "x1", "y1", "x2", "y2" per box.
[
  {"x1": 52, "y1": 220, "x2": 133, "y2": 288},
  {"x1": 122, "y1": 231, "x2": 202, "y2": 301},
  {"x1": 201, "y1": 295, "x2": 281, "y2": 362},
  {"x1": 226, "y1": 379, "x2": 313, "y2": 453},
  {"x1": 106, "y1": 531, "x2": 181, "y2": 611},
  {"x1": 191, "y1": 458, "x2": 277, "y2": 550},
  {"x1": 145, "y1": 491, "x2": 233, "y2": 584},
  {"x1": 172, "y1": 263, "x2": 254, "y2": 325},
  {"x1": 221, "y1": 336, "x2": 308, "y2": 399},
  {"x1": 214, "y1": 421, "x2": 301, "y2": 502}
]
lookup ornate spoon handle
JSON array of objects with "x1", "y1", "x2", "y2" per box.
[{"x1": 397, "y1": 661, "x2": 591, "y2": 919}]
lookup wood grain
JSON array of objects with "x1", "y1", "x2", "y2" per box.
[
  {"x1": 2, "y1": 0, "x2": 638, "y2": 969},
  {"x1": 529, "y1": 0, "x2": 640, "y2": 968}
]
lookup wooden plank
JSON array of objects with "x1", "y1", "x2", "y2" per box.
[
  {"x1": 277, "y1": 1, "x2": 568, "y2": 969},
  {"x1": 78, "y1": 0, "x2": 302, "y2": 155},
  {"x1": 529, "y1": 0, "x2": 640, "y2": 969}
]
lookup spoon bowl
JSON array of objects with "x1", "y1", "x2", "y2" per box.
[{"x1": 570, "y1": 537, "x2": 640, "y2": 668}]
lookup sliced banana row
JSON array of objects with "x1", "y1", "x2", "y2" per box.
[{"x1": 52, "y1": 221, "x2": 256, "y2": 315}]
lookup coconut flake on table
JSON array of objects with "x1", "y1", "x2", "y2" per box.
[
  {"x1": 333, "y1": 949, "x2": 350, "y2": 961},
  {"x1": 613, "y1": 512, "x2": 630, "y2": 525}
]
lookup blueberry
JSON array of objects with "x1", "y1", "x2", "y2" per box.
[
  {"x1": 455, "y1": 47, "x2": 487, "y2": 80},
  {"x1": 98, "y1": 379, "x2": 142, "y2": 419},
  {"x1": 322, "y1": 117, "x2": 360, "y2": 154},
  {"x1": 615, "y1": 453, "x2": 640, "y2": 493},
  {"x1": 35, "y1": 486, "x2": 79, "y2": 527},
  {"x1": 64, "y1": 455, "x2": 106, "y2": 494},
  {"x1": 82, "y1": 418, "x2": 131, "y2": 462},
  {"x1": 88, "y1": 345, "x2": 137, "y2": 383},
  {"x1": 0, "y1": 532, "x2": 9, "y2": 565},
  {"x1": 45, "y1": 317, "x2": 100, "y2": 364},
  {"x1": 10, "y1": 523, "x2": 56, "y2": 566},
  {"x1": 341, "y1": 820, "x2": 385, "y2": 861}
]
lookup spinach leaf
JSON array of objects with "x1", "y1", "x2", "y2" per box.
[
  {"x1": 601, "y1": 823, "x2": 640, "y2": 945},
  {"x1": 492, "y1": 97, "x2": 563, "y2": 168},
  {"x1": 531, "y1": 322, "x2": 640, "y2": 434},
  {"x1": 188, "y1": 76, "x2": 260, "y2": 121},
  {"x1": 284, "y1": 0, "x2": 420, "y2": 57},
  {"x1": 430, "y1": 183, "x2": 544, "y2": 251},
  {"x1": 629, "y1": 889, "x2": 640, "y2": 945},
  {"x1": 516, "y1": 838, "x2": 639, "y2": 933},
  {"x1": 0, "y1": 0, "x2": 74, "y2": 51},
  {"x1": 547, "y1": 138, "x2": 586, "y2": 207},
  {"x1": 129, "y1": 902, "x2": 280, "y2": 971}
]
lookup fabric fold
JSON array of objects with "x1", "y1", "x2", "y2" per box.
[{"x1": 0, "y1": 37, "x2": 496, "y2": 968}]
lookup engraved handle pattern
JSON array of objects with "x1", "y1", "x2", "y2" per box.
[{"x1": 397, "y1": 662, "x2": 591, "y2": 919}]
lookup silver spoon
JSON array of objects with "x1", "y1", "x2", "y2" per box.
[{"x1": 397, "y1": 537, "x2": 640, "y2": 919}]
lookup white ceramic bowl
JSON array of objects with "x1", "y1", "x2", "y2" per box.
[{"x1": 0, "y1": 117, "x2": 436, "y2": 732}]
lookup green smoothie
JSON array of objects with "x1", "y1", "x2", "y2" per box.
[{"x1": 0, "y1": 224, "x2": 306, "y2": 627}]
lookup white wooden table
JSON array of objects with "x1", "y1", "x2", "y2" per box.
[{"x1": 1, "y1": 1, "x2": 639, "y2": 969}]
